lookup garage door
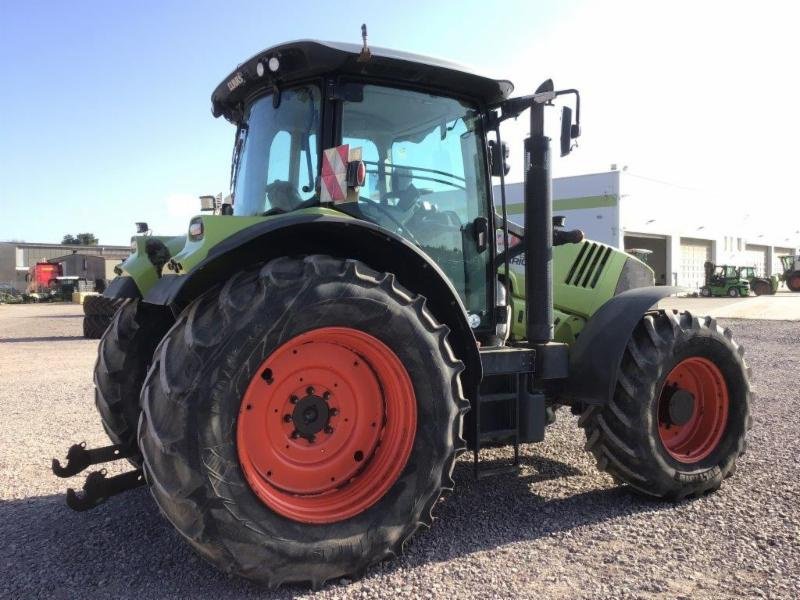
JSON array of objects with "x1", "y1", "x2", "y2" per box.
[
  {"x1": 744, "y1": 244, "x2": 768, "y2": 276},
  {"x1": 680, "y1": 238, "x2": 712, "y2": 291},
  {"x1": 773, "y1": 246, "x2": 795, "y2": 278}
]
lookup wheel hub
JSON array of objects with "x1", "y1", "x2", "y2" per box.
[
  {"x1": 664, "y1": 387, "x2": 695, "y2": 426},
  {"x1": 291, "y1": 390, "x2": 331, "y2": 442}
]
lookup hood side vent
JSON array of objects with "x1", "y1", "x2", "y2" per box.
[{"x1": 565, "y1": 242, "x2": 612, "y2": 288}]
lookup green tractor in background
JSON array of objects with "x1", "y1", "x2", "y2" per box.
[
  {"x1": 779, "y1": 254, "x2": 800, "y2": 291},
  {"x1": 737, "y1": 266, "x2": 778, "y2": 296},
  {"x1": 52, "y1": 34, "x2": 752, "y2": 588},
  {"x1": 700, "y1": 262, "x2": 750, "y2": 297}
]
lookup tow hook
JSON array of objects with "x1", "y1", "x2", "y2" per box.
[{"x1": 52, "y1": 442, "x2": 145, "y2": 511}]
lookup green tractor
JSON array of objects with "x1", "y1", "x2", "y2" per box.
[
  {"x1": 737, "y1": 266, "x2": 778, "y2": 296},
  {"x1": 779, "y1": 254, "x2": 800, "y2": 291},
  {"x1": 52, "y1": 33, "x2": 752, "y2": 588},
  {"x1": 700, "y1": 262, "x2": 750, "y2": 297}
]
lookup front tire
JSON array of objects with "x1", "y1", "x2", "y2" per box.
[
  {"x1": 728, "y1": 287, "x2": 739, "y2": 297},
  {"x1": 580, "y1": 310, "x2": 751, "y2": 500},
  {"x1": 138, "y1": 256, "x2": 466, "y2": 587}
]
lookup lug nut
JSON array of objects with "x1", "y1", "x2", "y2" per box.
[
  {"x1": 290, "y1": 396, "x2": 298, "y2": 404},
  {"x1": 324, "y1": 425, "x2": 334, "y2": 434},
  {"x1": 290, "y1": 430, "x2": 300, "y2": 439},
  {"x1": 283, "y1": 414, "x2": 292, "y2": 423},
  {"x1": 330, "y1": 408, "x2": 339, "y2": 416},
  {"x1": 306, "y1": 386, "x2": 315, "y2": 395},
  {"x1": 323, "y1": 391, "x2": 331, "y2": 400}
]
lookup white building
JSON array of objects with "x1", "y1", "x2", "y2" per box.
[{"x1": 497, "y1": 170, "x2": 799, "y2": 291}]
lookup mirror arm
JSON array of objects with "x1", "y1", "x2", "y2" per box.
[{"x1": 493, "y1": 86, "x2": 580, "y2": 131}]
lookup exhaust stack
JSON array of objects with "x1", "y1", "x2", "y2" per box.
[{"x1": 524, "y1": 81, "x2": 554, "y2": 344}]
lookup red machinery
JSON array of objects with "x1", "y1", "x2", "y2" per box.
[{"x1": 26, "y1": 262, "x2": 62, "y2": 294}]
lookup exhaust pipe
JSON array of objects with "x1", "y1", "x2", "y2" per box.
[{"x1": 524, "y1": 81, "x2": 554, "y2": 344}]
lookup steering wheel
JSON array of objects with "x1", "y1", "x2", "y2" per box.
[{"x1": 360, "y1": 200, "x2": 421, "y2": 246}]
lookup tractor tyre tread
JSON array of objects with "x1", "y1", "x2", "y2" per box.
[
  {"x1": 83, "y1": 314, "x2": 111, "y2": 339},
  {"x1": 84, "y1": 295, "x2": 125, "y2": 318},
  {"x1": 138, "y1": 255, "x2": 467, "y2": 588}
]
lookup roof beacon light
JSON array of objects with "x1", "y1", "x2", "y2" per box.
[{"x1": 268, "y1": 57, "x2": 280, "y2": 73}]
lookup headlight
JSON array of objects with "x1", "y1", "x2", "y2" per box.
[{"x1": 188, "y1": 217, "x2": 204, "y2": 241}]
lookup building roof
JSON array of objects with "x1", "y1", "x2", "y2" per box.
[
  {"x1": 211, "y1": 39, "x2": 514, "y2": 121},
  {"x1": 0, "y1": 241, "x2": 129, "y2": 254}
]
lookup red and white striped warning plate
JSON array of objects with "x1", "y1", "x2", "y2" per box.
[{"x1": 321, "y1": 145, "x2": 349, "y2": 203}]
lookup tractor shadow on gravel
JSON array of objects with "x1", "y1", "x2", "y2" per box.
[
  {"x1": 0, "y1": 488, "x2": 273, "y2": 599},
  {"x1": 0, "y1": 335, "x2": 88, "y2": 343},
  {"x1": 23, "y1": 314, "x2": 84, "y2": 319},
  {"x1": 0, "y1": 453, "x2": 671, "y2": 599},
  {"x1": 383, "y1": 451, "x2": 671, "y2": 572}
]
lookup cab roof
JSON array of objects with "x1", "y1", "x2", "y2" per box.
[{"x1": 211, "y1": 40, "x2": 514, "y2": 121}]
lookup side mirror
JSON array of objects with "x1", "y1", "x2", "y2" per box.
[
  {"x1": 135, "y1": 222, "x2": 149, "y2": 234},
  {"x1": 488, "y1": 140, "x2": 510, "y2": 177},
  {"x1": 560, "y1": 106, "x2": 573, "y2": 157}
]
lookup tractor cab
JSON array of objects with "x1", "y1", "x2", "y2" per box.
[
  {"x1": 211, "y1": 38, "x2": 590, "y2": 345},
  {"x1": 738, "y1": 266, "x2": 757, "y2": 280},
  {"x1": 779, "y1": 255, "x2": 797, "y2": 272},
  {"x1": 711, "y1": 264, "x2": 740, "y2": 283},
  {"x1": 779, "y1": 255, "x2": 800, "y2": 291},
  {"x1": 227, "y1": 72, "x2": 494, "y2": 328}
]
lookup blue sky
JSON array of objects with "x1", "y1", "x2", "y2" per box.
[{"x1": 1, "y1": 1, "x2": 797, "y2": 245}]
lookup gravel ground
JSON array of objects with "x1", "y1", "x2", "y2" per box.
[{"x1": 1, "y1": 302, "x2": 798, "y2": 599}]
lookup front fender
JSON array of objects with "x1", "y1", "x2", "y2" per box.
[
  {"x1": 142, "y1": 214, "x2": 482, "y2": 401},
  {"x1": 563, "y1": 286, "x2": 683, "y2": 405}
]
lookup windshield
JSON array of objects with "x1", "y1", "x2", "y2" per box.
[
  {"x1": 232, "y1": 86, "x2": 321, "y2": 216},
  {"x1": 341, "y1": 84, "x2": 491, "y2": 324}
]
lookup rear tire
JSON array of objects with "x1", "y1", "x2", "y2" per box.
[
  {"x1": 94, "y1": 299, "x2": 173, "y2": 457},
  {"x1": 788, "y1": 273, "x2": 800, "y2": 292},
  {"x1": 138, "y1": 256, "x2": 467, "y2": 587},
  {"x1": 83, "y1": 295, "x2": 124, "y2": 318},
  {"x1": 83, "y1": 314, "x2": 110, "y2": 339},
  {"x1": 579, "y1": 310, "x2": 751, "y2": 500},
  {"x1": 727, "y1": 287, "x2": 739, "y2": 297},
  {"x1": 700, "y1": 287, "x2": 711, "y2": 297}
]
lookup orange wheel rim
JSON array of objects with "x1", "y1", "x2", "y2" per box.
[
  {"x1": 236, "y1": 327, "x2": 417, "y2": 524},
  {"x1": 657, "y1": 357, "x2": 729, "y2": 463}
]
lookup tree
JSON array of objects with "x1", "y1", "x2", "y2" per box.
[{"x1": 62, "y1": 233, "x2": 98, "y2": 246}]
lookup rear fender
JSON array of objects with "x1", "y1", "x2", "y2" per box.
[
  {"x1": 141, "y1": 214, "x2": 482, "y2": 399},
  {"x1": 562, "y1": 286, "x2": 682, "y2": 406}
]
